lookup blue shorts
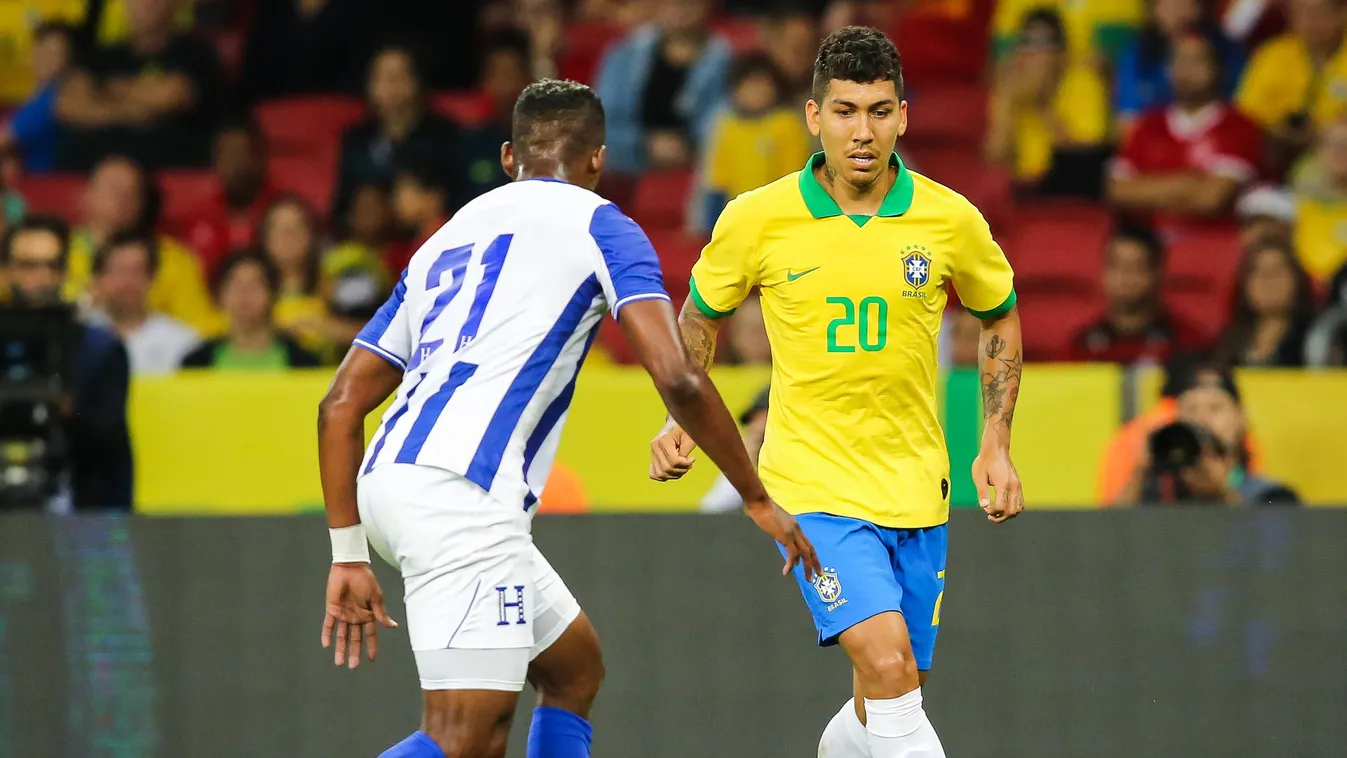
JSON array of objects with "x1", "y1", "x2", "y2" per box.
[{"x1": 779, "y1": 513, "x2": 948, "y2": 670}]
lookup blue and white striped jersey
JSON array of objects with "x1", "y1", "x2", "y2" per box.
[{"x1": 354, "y1": 178, "x2": 669, "y2": 509}]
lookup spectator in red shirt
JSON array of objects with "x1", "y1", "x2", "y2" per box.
[
  {"x1": 1068, "y1": 224, "x2": 1209, "y2": 364},
  {"x1": 179, "y1": 118, "x2": 278, "y2": 277},
  {"x1": 1108, "y1": 32, "x2": 1263, "y2": 233}
]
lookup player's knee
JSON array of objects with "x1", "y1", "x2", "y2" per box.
[
  {"x1": 532, "y1": 636, "x2": 605, "y2": 712},
  {"x1": 855, "y1": 649, "x2": 918, "y2": 692}
]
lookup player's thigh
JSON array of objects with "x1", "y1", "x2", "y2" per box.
[
  {"x1": 359, "y1": 464, "x2": 535, "y2": 691},
  {"x1": 421, "y1": 689, "x2": 519, "y2": 758},
  {"x1": 525, "y1": 546, "x2": 603, "y2": 710},
  {"x1": 781, "y1": 513, "x2": 906, "y2": 647},
  {"x1": 893, "y1": 524, "x2": 948, "y2": 672}
]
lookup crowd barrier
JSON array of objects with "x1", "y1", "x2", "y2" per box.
[
  {"x1": 128, "y1": 366, "x2": 1347, "y2": 513},
  {"x1": 1, "y1": 511, "x2": 1343, "y2": 757}
]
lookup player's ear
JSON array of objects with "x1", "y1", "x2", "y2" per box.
[
  {"x1": 589, "y1": 145, "x2": 606, "y2": 183},
  {"x1": 896, "y1": 100, "x2": 909, "y2": 139},
  {"x1": 805, "y1": 99, "x2": 821, "y2": 138},
  {"x1": 500, "y1": 141, "x2": 517, "y2": 180}
]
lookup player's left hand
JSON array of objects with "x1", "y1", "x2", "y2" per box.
[
  {"x1": 321, "y1": 563, "x2": 398, "y2": 669},
  {"x1": 972, "y1": 443, "x2": 1024, "y2": 523}
]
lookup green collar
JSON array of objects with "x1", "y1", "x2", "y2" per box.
[{"x1": 797, "y1": 151, "x2": 915, "y2": 220}]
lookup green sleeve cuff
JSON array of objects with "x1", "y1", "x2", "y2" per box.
[
  {"x1": 688, "y1": 276, "x2": 736, "y2": 319},
  {"x1": 968, "y1": 289, "x2": 1017, "y2": 320}
]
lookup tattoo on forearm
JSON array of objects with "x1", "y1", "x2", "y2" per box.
[
  {"x1": 678, "y1": 308, "x2": 719, "y2": 372},
  {"x1": 982, "y1": 336, "x2": 1022, "y2": 430}
]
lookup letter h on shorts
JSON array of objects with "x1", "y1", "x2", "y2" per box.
[{"x1": 497, "y1": 585, "x2": 527, "y2": 626}]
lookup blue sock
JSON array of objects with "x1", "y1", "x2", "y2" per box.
[
  {"x1": 526, "y1": 706, "x2": 593, "y2": 758},
  {"x1": 379, "y1": 731, "x2": 445, "y2": 758}
]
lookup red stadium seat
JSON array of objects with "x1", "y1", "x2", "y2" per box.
[
  {"x1": 15, "y1": 174, "x2": 86, "y2": 219},
  {"x1": 431, "y1": 91, "x2": 492, "y2": 127},
  {"x1": 157, "y1": 170, "x2": 216, "y2": 226},
  {"x1": 254, "y1": 95, "x2": 366, "y2": 158},
  {"x1": 630, "y1": 170, "x2": 694, "y2": 230},
  {"x1": 900, "y1": 82, "x2": 989, "y2": 148},
  {"x1": 890, "y1": 2, "x2": 992, "y2": 85},
  {"x1": 1162, "y1": 223, "x2": 1243, "y2": 334},
  {"x1": 269, "y1": 156, "x2": 335, "y2": 219},
  {"x1": 998, "y1": 201, "x2": 1113, "y2": 292},
  {"x1": 713, "y1": 16, "x2": 760, "y2": 53},
  {"x1": 646, "y1": 229, "x2": 706, "y2": 286},
  {"x1": 1014, "y1": 289, "x2": 1101, "y2": 361},
  {"x1": 558, "y1": 22, "x2": 624, "y2": 84}
]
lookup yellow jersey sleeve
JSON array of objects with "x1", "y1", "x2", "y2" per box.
[
  {"x1": 689, "y1": 193, "x2": 763, "y2": 318},
  {"x1": 953, "y1": 206, "x2": 1016, "y2": 318}
]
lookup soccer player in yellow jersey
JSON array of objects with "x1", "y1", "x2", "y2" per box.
[{"x1": 649, "y1": 27, "x2": 1025, "y2": 758}]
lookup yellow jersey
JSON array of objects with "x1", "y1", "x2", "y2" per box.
[
  {"x1": 689, "y1": 153, "x2": 1016, "y2": 528},
  {"x1": 1236, "y1": 34, "x2": 1347, "y2": 131}
]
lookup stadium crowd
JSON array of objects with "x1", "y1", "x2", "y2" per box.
[{"x1": 0, "y1": 0, "x2": 1340, "y2": 509}]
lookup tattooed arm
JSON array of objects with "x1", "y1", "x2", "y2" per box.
[
  {"x1": 972, "y1": 307, "x2": 1026, "y2": 522},
  {"x1": 678, "y1": 297, "x2": 722, "y2": 373}
]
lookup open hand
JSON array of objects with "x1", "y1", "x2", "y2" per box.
[
  {"x1": 744, "y1": 498, "x2": 821, "y2": 581},
  {"x1": 321, "y1": 563, "x2": 398, "y2": 669},
  {"x1": 649, "y1": 420, "x2": 697, "y2": 481}
]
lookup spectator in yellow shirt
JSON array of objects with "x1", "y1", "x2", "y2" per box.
[
  {"x1": 0, "y1": 0, "x2": 83, "y2": 104},
  {"x1": 696, "y1": 53, "x2": 812, "y2": 233},
  {"x1": 986, "y1": 8, "x2": 1112, "y2": 197},
  {"x1": 66, "y1": 155, "x2": 219, "y2": 333},
  {"x1": 1292, "y1": 116, "x2": 1347, "y2": 279},
  {"x1": 992, "y1": 0, "x2": 1142, "y2": 68},
  {"x1": 1236, "y1": 0, "x2": 1347, "y2": 172}
]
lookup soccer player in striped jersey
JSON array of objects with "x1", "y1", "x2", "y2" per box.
[{"x1": 316, "y1": 79, "x2": 819, "y2": 758}]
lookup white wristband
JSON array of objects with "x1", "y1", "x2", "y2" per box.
[{"x1": 330, "y1": 524, "x2": 371, "y2": 564}]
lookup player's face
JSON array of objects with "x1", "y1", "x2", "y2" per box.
[
  {"x1": 1102, "y1": 238, "x2": 1157, "y2": 310},
  {"x1": 1169, "y1": 36, "x2": 1218, "y2": 102},
  {"x1": 95, "y1": 244, "x2": 153, "y2": 314},
  {"x1": 807, "y1": 79, "x2": 907, "y2": 190},
  {"x1": 5, "y1": 229, "x2": 65, "y2": 305}
]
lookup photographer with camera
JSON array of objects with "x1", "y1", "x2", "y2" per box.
[
  {"x1": 1121, "y1": 365, "x2": 1298, "y2": 505},
  {"x1": 1, "y1": 215, "x2": 132, "y2": 511}
]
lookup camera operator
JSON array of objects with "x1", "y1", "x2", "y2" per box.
[
  {"x1": 1, "y1": 215, "x2": 132, "y2": 511},
  {"x1": 1121, "y1": 366, "x2": 1298, "y2": 506}
]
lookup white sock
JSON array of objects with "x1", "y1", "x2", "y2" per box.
[
  {"x1": 818, "y1": 698, "x2": 870, "y2": 757},
  {"x1": 864, "y1": 689, "x2": 946, "y2": 758}
]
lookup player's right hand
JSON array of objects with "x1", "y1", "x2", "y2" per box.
[
  {"x1": 649, "y1": 420, "x2": 697, "y2": 480},
  {"x1": 321, "y1": 563, "x2": 398, "y2": 670},
  {"x1": 744, "y1": 498, "x2": 821, "y2": 581}
]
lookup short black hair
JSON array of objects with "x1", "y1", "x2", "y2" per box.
[
  {"x1": 730, "y1": 52, "x2": 787, "y2": 94},
  {"x1": 215, "y1": 114, "x2": 267, "y2": 152},
  {"x1": 213, "y1": 249, "x2": 280, "y2": 302},
  {"x1": 394, "y1": 162, "x2": 452, "y2": 200},
  {"x1": 812, "y1": 26, "x2": 903, "y2": 100},
  {"x1": 1, "y1": 214, "x2": 71, "y2": 267},
  {"x1": 1018, "y1": 8, "x2": 1067, "y2": 48},
  {"x1": 369, "y1": 41, "x2": 425, "y2": 91},
  {"x1": 483, "y1": 28, "x2": 532, "y2": 64},
  {"x1": 511, "y1": 79, "x2": 606, "y2": 164},
  {"x1": 93, "y1": 230, "x2": 160, "y2": 277},
  {"x1": 33, "y1": 20, "x2": 76, "y2": 45},
  {"x1": 1109, "y1": 223, "x2": 1166, "y2": 271}
]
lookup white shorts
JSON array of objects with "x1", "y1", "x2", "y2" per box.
[{"x1": 357, "y1": 463, "x2": 582, "y2": 691}]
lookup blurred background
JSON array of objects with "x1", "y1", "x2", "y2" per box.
[{"x1": 0, "y1": 0, "x2": 1346, "y2": 755}]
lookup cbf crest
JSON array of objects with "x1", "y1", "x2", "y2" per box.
[
  {"x1": 813, "y1": 567, "x2": 842, "y2": 603},
  {"x1": 901, "y1": 245, "x2": 932, "y2": 291}
]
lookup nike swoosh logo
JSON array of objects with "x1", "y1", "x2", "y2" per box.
[{"x1": 787, "y1": 267, "x2": 820, "y2": 282}]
